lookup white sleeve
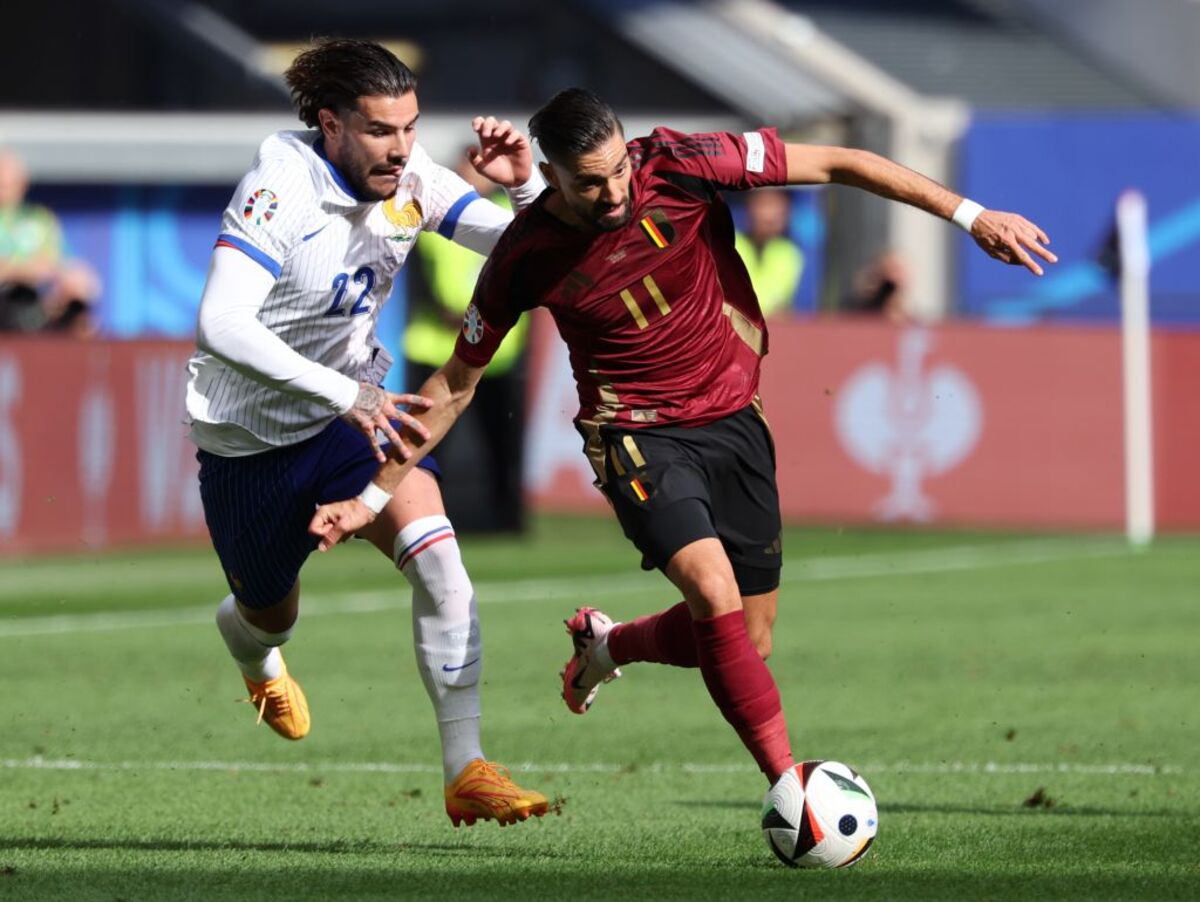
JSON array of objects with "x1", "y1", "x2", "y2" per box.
[
  {"x1": 504, "y1": 169, "x2": 547, "y2": 211},
  {"x1": 195, "y1": 246, "x2": 359, "y2": 413},
  {"x1": 444, "y1": 171, "x2": 548, "y2": 255},
  {"x1": 446, "y1": 196, "x2": 514, "y2": 256},
  {"x1": 434, "y1": 170, "x2": 547, "y2": 254},
  {"x1": 417, "y1": 153, "x2": 546, "y2": 254}
]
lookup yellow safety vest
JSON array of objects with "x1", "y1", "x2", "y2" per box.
[
  {"x1": 404, "y1": 194, "x2": 527, "y2": 375},
  {"x1": 734, "y1": 232, "x2": 804, "y2": 318}
]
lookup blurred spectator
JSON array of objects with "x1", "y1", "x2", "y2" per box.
[
  {"x1": 0, "y1": 148, "x2": 100, "y2": 337},
  {"x1": 404, "y1": 150, "x2": 529, "y2": 531},
  {"x1": 844, "y1": 250, "x2": 913, "y2": 323},
  {"x1": 734, "y1": 187, "x2": 804, "y2": 318}
]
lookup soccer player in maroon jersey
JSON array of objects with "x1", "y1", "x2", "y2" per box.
[{"x1": 309, "y1": 88, "x2": 1055, "y2": 786}]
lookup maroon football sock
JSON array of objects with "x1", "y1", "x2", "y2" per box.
[
  {"x1": 608, "y1": 601, "x2": 698, "y2": 668},
  {"x1": 693, "y1": 610, "x2": 795, "y2": 783}
]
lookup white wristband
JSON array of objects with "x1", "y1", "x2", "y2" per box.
[
  {"x1": 952, "y1": 198, "x2": 985, "y2": 233},
  {"x1": 357, "y1": 482, "x2": 392, "y2": 515}
]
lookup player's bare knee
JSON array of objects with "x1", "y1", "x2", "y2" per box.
[
  {"x1": 686, "y1": 572, "x2": 742, "y2": 619},
  {"x1": 749, "y1": 629, "x2": 773, "y2": 661}
]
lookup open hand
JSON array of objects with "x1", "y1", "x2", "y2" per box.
[
  {"x1": 340, "y1": 383, "x2": 433, "y2": 463},
  {"x1": 469, "y1": 116, "x2": 533, "y2": 188},
  {"x1": 972, "y1": 210, "x2": 1058, "y2": 276}
]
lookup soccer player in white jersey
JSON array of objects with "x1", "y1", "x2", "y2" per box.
[{"x1": 185, "y1": 38, "x2": 548, "y2": 827}]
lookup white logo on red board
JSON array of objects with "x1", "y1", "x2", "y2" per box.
[
  {"x1": 78, "y1": 358, "x2": 116, "y2": 546},
  {"x1": 835, "y1": 329, "x2": 982, "y2": 521},
  {"x1": 137, "y1": 354, "x2": 204, "y2": 532}
]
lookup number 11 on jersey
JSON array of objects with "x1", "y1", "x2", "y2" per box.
[{"x1": 620, "y1": 274, "x2": 671, "y2": 329}]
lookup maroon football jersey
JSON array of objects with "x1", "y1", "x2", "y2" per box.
[{"x1": 455, "y1": 127, "x2": 788, "y2": 438}]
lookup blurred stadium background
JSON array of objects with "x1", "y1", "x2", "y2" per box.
[
  {"x1": 1, "y1": 2, "x2": 1198, "y2": 897},
  {"x1": 2, "y1": 0, "x2": 1199, "y2": 547}
]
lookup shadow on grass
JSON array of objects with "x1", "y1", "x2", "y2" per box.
[
  {"x1": 675, "y1": 799, "x2": 1191, "y2": 819},
  {"x1": 1, "y1": 860, "x2": 1198, "y2": 902},
  {"x1": 879, "y1": 801, "x2": 1192, "y2": 819},
  {"x1": 0, "y1": 835, "x2": 565, "y2": 859}
]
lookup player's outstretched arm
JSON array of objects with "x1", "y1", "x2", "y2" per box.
[
  {"x1": 784, "y1": 144, "x2": 1057, "y2": 276},
  {"x1": 309, "y1": 355, "x2": 486, "y2": 550},
  {"x1": 444, "y1": 117, "x2": 546, "y2": 256},
  {"x1": 468, "y1": 116, "x2": 533, "y2": 188}
]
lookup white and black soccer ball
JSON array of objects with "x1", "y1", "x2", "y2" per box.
[{"x1": 761, "y1": 760, "x2": 878, "y2": 868}]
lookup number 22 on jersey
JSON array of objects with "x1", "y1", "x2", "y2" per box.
[{"x1": 324, "y1": 265, "x2": 376, "y2": 317}]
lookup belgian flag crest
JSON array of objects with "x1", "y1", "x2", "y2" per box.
[{"x1": 639, "y1": 209, "x2": 675, "y2": 249}]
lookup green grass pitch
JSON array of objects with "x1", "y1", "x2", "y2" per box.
[{"x1": 0, "y1": 516, "x2": 1197, "y2": 900}]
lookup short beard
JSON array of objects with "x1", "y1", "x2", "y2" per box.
[
  {"x1": 591, "y1": 206, "x2": 632, "y2": 232},
  {"x1": 346, "y1": 171, "x2": 396, "y2": 203}
]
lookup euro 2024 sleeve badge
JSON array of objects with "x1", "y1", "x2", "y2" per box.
[{"x1": 242, "y1": 188, "x2": 278, "y2": 226}]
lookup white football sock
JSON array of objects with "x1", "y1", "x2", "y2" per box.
[
  {"x1": 394, "y1": 515, "x2": 485, "y2": 783},
  {"x1": 215, "y1": 594, "x2": 288, "y2": 682}
]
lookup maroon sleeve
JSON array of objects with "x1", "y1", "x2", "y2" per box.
[
  {"x1": 638, "y1": 127, "x2": 788, "y2": 190},
  {"x1": 452, "y1": 248, "x2": 521, "y2": 368}
]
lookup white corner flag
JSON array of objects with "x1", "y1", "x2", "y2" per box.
[{"x1": 1117, "y1": 190, "x2": 1153, "y2": 547}]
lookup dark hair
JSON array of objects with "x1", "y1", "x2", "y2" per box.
[
  {"x1": 285, "y1": 38, "x2": 417, "y2": 128},
  {"x1": 528, "y1": 88, "x2": 623, "y2": 164}
]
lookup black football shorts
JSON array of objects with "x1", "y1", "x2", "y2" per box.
[{"x1": 598, "y1": 404, "x2": 782, "y2": 596}]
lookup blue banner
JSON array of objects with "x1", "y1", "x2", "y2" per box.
[
  {"x1": 957, "y1": 114, "x2": 1200, "y2": 326},
  {"x1": 29, "y1": 184, "x2": 408, "y2": 390}
]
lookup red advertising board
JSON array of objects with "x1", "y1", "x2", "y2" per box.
[
  {"x1": 766, "y1": 319, "x2": 1125, "y2": 528},
  {"x1": 524, "y1": 314, "x2": 1200, "y2": 530},
  {"x1": 0, "y1": 338, "x2": 204, "y2": 554},
  {"x1": 1, "y1": 320, "x2": 1197, "y2": 555},
  {"x1": 1154, "y1": 330, "x2": 1200, "y2": 529}
]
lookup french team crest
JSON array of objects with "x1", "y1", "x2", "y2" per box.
[
  {"x1": 383, "y1": 195, "x2": 423, "y2": 243},
  {"x1": 242, "y1": 188, "x2": 278, "y2": 225},
  {"x1": 639, "y1": 208, "x2": 675, "y2": 249}
]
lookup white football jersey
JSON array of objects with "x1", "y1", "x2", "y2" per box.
[{"x1": 186, "y1": 130, "x2": 483, "y2": 455}]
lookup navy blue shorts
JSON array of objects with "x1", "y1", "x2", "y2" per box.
[{"x1": 197, "y1": 419, "x2": 441, "y2": 609}]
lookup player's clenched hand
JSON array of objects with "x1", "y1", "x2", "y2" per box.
[
  {"x1": 971, "y1": 210, "x2": 1058, "y2": 276},
  {"x1": 469, "y1": 116, "x2": 533, "y2": 187},
  {"x1": 309, "y1": 499, "x2": 373, "y2": 551},
  {"x1": 340, "y1": 383, "x2": 433, "y2": 463}
]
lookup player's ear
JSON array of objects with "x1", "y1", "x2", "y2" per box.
[
  {"x1": 317, "y1": 108, "x2": 340, "y2": 140},
  {"x1": 538, "y1": 160, "x2": 558, "y2": 189}
]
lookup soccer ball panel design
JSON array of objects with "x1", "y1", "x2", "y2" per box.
[{"x1": 761, "y1": 760, "x2": 878, "y2": 868}]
